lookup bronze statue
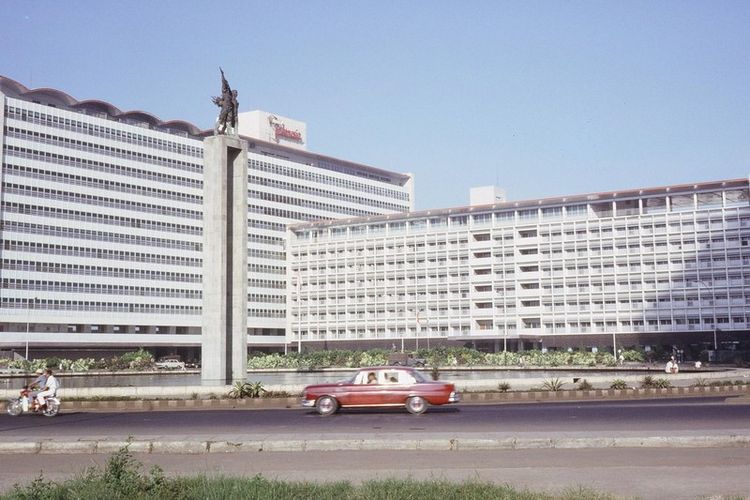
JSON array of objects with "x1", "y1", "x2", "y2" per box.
[{"x1": 212, "y1": 68, "x2": 238, "y2": 135}]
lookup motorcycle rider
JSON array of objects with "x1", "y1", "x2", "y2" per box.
[
  {"x1": 26, "y1": 369, "x2": 47, "y2": 408},
  {"x1": 35, "y1": 368, "x2": 59, "y2": 411}
]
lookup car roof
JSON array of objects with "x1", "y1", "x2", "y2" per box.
[{"x1": 359, "y1": 366, "x2": 414, "y2": 371}]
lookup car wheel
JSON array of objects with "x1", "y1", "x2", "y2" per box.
[
  {"x1": 414, "y1": 362, "x2": 425, "y2": 367},
  {"x1": 392, "y1": 361, "x2": 402, "y2": 366},
  {"x1": 315, "y1": 396, "x2": 338, "y2": 416},
  {"x1": 405, "y1": 396, "x2": 427, "y2": 415},
  {"x1": 6, "y1": 399, "x2": 22, "y2": 416}
]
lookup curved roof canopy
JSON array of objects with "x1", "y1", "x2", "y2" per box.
[{"x1": 0, "y1": 75, "x2": 202, "y2": 137}]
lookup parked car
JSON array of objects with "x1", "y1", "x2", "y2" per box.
[
  {"x1": 388, "y1": 352, "x2": 426, "y2": 367},
  {"x1": 155, "y1": 358, "x2": 185, "y2": 370},
  {"x1": 301, "y1": 366, "x2": 460, "y2": 416}
]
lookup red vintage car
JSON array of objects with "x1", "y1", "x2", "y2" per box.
[{"x1": 301, "y1": 366, "x2": 460, "y2": 416}]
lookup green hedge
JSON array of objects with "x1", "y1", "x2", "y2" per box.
[
  {"x1": 247, "y1": 347, "x2": 639, "y2": 369},
  {"x1": 0, "y1": 348, "x2": 154, "y2": 372}
]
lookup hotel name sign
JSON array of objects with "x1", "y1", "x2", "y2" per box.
[{"x1": 268, "y1": 115, "x2": 303, "y2": 144}]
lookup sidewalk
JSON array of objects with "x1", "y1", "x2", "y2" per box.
[{"x1": 1, "y1": 430, "x2": 749, "y2": 455}]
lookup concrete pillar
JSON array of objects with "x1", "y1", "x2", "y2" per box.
[{"x1": 201, "y1": 135, "x2": 248, "y2": 385}]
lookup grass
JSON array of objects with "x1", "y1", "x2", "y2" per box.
[{"x1": 0, "y1": 447, "x2": 616, "y2": 500}]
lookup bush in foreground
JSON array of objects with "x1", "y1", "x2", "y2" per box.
[{"x1": 2, "y1": 447, "x2": 615, "y2": 500}]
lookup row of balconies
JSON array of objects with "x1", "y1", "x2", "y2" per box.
[
  {"x1": 298, "y1": 244, "x2": 748, "y2": 270},
  {"x1": 296, "y1": 211, "x2": 750, "y2": 247}
]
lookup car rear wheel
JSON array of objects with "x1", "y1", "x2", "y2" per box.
[
  {"x1": 315, "y1": 396, "x2": 338, "y2": 416},
  {"x1": 405, "y1": 396, "x2": 427, "y2": 415}
]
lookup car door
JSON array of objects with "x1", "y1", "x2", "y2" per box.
[
  {"x1": 340, "y1": 370, "x2": 383, "y2": 406},
  {"x1": 378, "y1": 369, "x2": 415, "y2": 405}
]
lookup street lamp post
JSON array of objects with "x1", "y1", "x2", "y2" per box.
[
  {"x1": 24, "y1": 306, "x2": 30, "y2": 361},
  {"x1": 416, "y1": 309, "x2": 428, "y2": 351},
  {"x1": 713, "y1": 327, "x2": 719, "y2": 352},
  {"x1": 296, "y1": 272, "x2": 302, "y2": 353},
  {"x1": 24, "y1": 297, "x2": 37, "y2": 361},
  {"x1": 612, "y1": 329, "x2": 617, "y2": 359}
]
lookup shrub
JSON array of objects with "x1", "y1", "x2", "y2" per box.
[
  {"x1": 541, "y1": 378, "x2": 564, "y2": 391},
  {"x1": 484, "y1": 351, "x2": 519, "y2": 366},
  {"x1": 113, "y1": 349, "x2": 154, "y2": 370},
  {"x1": 430, "y1": 366, "x2": 440, "y2": 380},
  {"x1": 653, "y1": 378, "x2": 672, "y2": 389},
  {"x1": 641, "y1": 375, "x2": 655, "y2": 388},
  {"x1": 71, "y1": 358, "x2": 96, "y2": 372},
  {"x1": 610, "y1": 379, "x2": 628, "y2": 390},
  {"x1": 621, "y1": 349, "x2": 646, "y2": 363},
  {"x1": 228, "y1": 381, "x2": 266, "y2": 399},
  {"x1": 497, "y1": 382, "x2": 511, "y2": 392},
  {"x1": 577, "y1": 379, "x2": 593, "y2": 391}
]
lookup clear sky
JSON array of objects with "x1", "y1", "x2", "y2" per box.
[{"x1": 1, "y1": 1, "x2": 748, "y2": 210}]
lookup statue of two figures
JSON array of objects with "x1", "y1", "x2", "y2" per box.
[{"x1": 212, "y1": 68, "x2": 239, "y2": 136}]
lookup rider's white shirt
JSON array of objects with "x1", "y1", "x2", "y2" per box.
[{"x1": 44, "y1": 375, "x2": 59, "y2": 394}]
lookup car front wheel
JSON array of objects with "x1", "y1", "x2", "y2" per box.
[
  {"x1": 405, "y1": 396, "x2": 427, "y2": 415},
  {"x1": 315, "y1": 396, "x2": 339, "y2": 416}
]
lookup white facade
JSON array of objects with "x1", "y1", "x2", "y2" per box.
[
  {"x1": 470, "y1": 185, "x2": 506, "y2": 206},
  {"x1": 288, "y1": 180, "x2": 750, "y2": 350},
  {"x1": 0, "y1": 76, "x2": 413, "y2": 353}
]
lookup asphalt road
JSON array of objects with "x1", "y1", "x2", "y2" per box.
[
  {"x1": 1, "y1": 398, "x2": 749, "y2": 499},
  {"x1": 1, "y1": 397, "x2": 748, "y2": 441}
]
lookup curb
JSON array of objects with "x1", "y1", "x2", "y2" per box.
[{"x1": 1, "y1": 435, "x2": 748, "y2": 455}]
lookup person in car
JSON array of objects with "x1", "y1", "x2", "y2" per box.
[{"x1": 367, "y1": 372, "x2": 377, "y2": 384}]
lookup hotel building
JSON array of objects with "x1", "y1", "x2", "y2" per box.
[
  {"x1": 0, "y1": 75, "x2": 413, "y2": 357},
  {"x1": 287, "y1": 179, "x2": 750, "y2": 352}
]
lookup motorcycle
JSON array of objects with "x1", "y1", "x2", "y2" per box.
[{"x1": 6, "y1": 387, "x2": 60, "y2": 417}]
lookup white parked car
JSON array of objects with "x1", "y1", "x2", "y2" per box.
[{"x1": 155, "y1": 358, "x2": 186, "y2": 370}]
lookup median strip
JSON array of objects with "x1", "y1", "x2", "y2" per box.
[{"x1": 1, "y1": 434, "x2": 749, "y2": 455}]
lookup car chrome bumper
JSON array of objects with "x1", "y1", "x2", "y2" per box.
[
  {"x1": 448, "y1": 391, "x2": 461, "y2": 403},
  {"x1": 300, "y1": 399, "x2": 316, "y2": 408}
]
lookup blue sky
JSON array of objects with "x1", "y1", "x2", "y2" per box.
[{"x1": 1, "y1": 1, "x2": 748, "y2": 210}]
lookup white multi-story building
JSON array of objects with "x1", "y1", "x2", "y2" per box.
[
  {"x1": 0, "y1": 76, "x2": 413, "y2": 357},
  {"x1": 287, "y1": 179, "x2": 750, "y2": 352}
]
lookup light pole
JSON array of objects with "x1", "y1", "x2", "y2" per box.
[
  {"x1": 691, "y1": 280, "x2": 717, "y2": 350},
  {"x1": 416, "y1": 309, "x2": 428, "y2": 351},
  {"x1": 296, "y1": 272, "x2": 302, "y2": 353},
  {"x1": 24, "y1": 297, "x2": 37, "y2": 361}
]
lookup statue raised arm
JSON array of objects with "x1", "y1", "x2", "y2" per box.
[{"x1": 212, "y1": 68, "x2": 238, "y2": 135}]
